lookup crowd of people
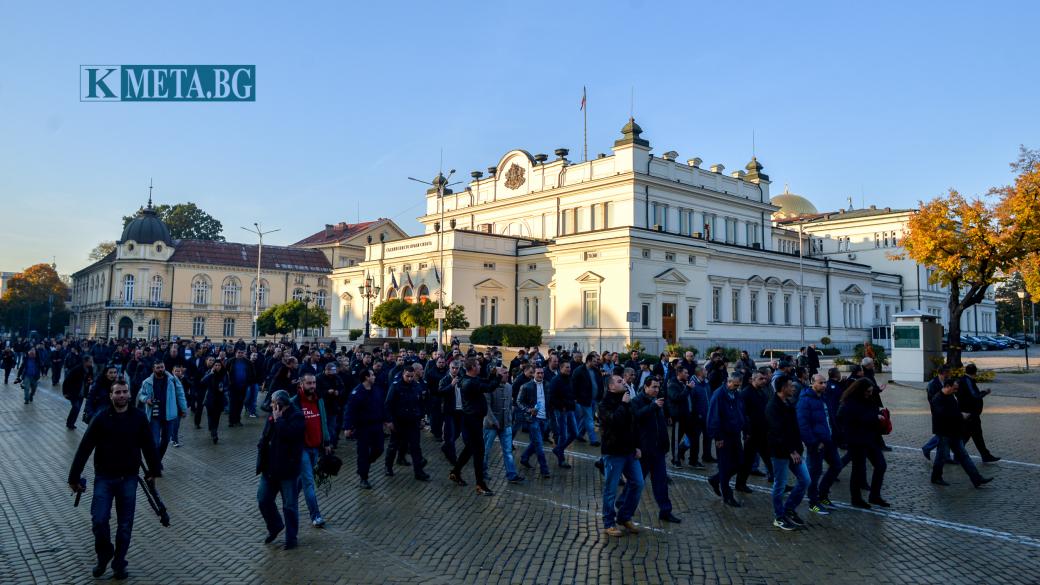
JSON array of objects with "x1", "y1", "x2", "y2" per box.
[{"x1": 0, "y1": 334, "x2": 1000, "y2": 578}]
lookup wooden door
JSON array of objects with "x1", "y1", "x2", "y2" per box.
[{"x1": 662, "y1": 303, "x2": 676, "y2": 344}]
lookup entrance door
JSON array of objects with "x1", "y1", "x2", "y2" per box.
[
  {"x1": 118, "y1": 316, "x2": 133, "y2": 340},
  {"x1": 661, "y1": 303, "x2": 676, "y2": 345}
]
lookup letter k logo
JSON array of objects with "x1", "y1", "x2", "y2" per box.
[{"x1": 85, "y1": 67, "x2": 118, "y2": 99}]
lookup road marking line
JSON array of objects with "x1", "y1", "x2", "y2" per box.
[
  {"x1": 513, "y1": 441, "x2": 1040, "y2": 549},
  {"x1": 887, "y1": 444, "x2": 1040, "y2": 469}
]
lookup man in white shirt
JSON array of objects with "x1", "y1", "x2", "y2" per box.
[{"x1": 518, "y1": 367, "x2": 552, "y2": 479}]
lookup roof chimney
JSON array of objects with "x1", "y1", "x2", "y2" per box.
[
  {"x1": 687, "y1": 157, "x2": 702, "y2": 168},
  {"x1": 710, "y1": 163, "x2": 725, "y2": 174},
  {"x1": 324, "y1": 224, "x2": 334, "y2": 238}
]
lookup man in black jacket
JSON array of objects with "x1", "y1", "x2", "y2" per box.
[
  {"x1": 599, "y1": 374, "x2": 645, "y2": 537},
  {"x1": 921, "y1": 365, "x2": 952, "y2": 461},
  {"x1": 549, "y1": 360, "x2": 578, "y2": 468},
  {"x1": 572, "y1": 352, "x2": 602, "y2": 446},
  {"x1": 766, "y1": 375, "x2": 809, "y2": 531},
  {"x1": 424, "y1": 356, "x2": 449, "y2": 442},
  {"x1": 633, "y1": 376, "x2": 681, "y2": 523},
  {"x1": 383, "y1": 366, "x2": 431, "y2": 481},
  {"x1": 438, "y1": 360, "x2": 464, "y2": 465},
  {"x1": 930, "y1": 377, "x2": 993, "y2": 487},
  {"x1": 735, "y1": 371, "x2": 774, "y2": 492},
  {"x1": 449, "y1": 357, "x2": 503, "y2": 495},
  {"x1": 665, "y1": 366, "x2": 695, "y2": 467},
  {"x1": 226, "y1": 349, "x2": 255, "y2": 427},
  {"x1": 256, "y1": 389, "x2": 306, "y2": 550},
  {"x1": 68, "y1": 379, "x2": 161, "y2": 580},
  {"x1": 63, "y1": 356, "x2": 95, "y2": 430},
  {"x1": 958, "y1": 363, "x2": 999, "y2": 463}
]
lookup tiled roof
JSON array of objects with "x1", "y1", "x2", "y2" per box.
[
  {"x1": 170, "y1": 240, "x2": 331, "y2": 273},
  {"x1": 293, "y1": 220, "x2": 379, "y2": 246}
]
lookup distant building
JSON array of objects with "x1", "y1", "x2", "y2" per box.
[{"x1": 0, "y1": 272, "x2": 16, "y2": 298}]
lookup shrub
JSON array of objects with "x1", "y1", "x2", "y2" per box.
[
  {"x1": 348, "y1": 329, "x2": 363, "y2": 341},
  {"x1": 666, "y1": 343, "x2": 698, "y2": 358},
  {"x1": 820, "y1": 336, "x2": 832, "y2": 346},
  {"x1": 833, "y1": 357, "x2": 851, "y2": 366},
  {"x1": 469, "y1": 325, "x2": 542, "y2": 348},
  {"x1": 853, "y1": 343, "x2": 888, "y2": 367},
  {"x1": 945, "y1": 367, "x2": 996, "y2": 383},
  {"x1": 819, "y1": 347, "x2": 841, "y2": 356},
  {"x1": 625, "y1": 340, "x2": 646, "y2": 353}
]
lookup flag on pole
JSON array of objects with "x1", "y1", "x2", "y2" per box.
[
  {"x1": 390, "y1": 272, "x2": 398, "y2": 289},
  {"x1": 580, "y1": 86, "x2": 586, "y2": 111},
  {"x1": 433, "y1": 265, "x2": 440, "y2": 283}
]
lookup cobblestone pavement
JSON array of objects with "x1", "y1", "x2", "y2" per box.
[{"x1": 2, "y1": 376, "x2": 1039, "y2": 584}]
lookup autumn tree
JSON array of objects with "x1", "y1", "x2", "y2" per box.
[
  {"x1": 88, "y1": 241, "x2": 116, "y2": 261},
  {"x1": 0, "y1": 263, "x2": 71, "y2": 336},
  {"x1": 899, "y1": 146, "x2": 1040, "y2": 366},
  {"x1": 123, "y1": 202, "x2": 225, "y2": 241}
]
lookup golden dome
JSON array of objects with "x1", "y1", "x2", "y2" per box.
[{"x1": 770, "y1": 186, "x2": 818, "y2": 219}]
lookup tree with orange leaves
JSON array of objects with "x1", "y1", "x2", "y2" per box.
[
  {"x1": 896, "y1": 146, "x2": 1040, "y2": 367},
  {"x1": 0, "y1": 263, "x2": 70, "y2": 336}
]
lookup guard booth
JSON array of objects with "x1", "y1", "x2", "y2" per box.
[{"x1": 889, "y1": 310, "x2": 944, "y2": 382}]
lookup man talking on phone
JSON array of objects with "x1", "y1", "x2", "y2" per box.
[
  {"x1": 68, "y1": 378, "x2": 161, "y2": 581},
  {"x1": 256, "y1": 389, "x2": 306, "y2": 549}
]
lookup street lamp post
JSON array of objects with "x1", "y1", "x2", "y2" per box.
[
  {"x1": 408, "y1": 169, "x2": 459, "y2": 351},
  {"x1": 241, "y1": 223, "x2": 281, "y2": 341},
  {"x1": 358, "y1": 274, "x2": 380, "y2": 342},
  {"x1": 1018, "y1": 290, "x2": 1030, "y2": 371}
]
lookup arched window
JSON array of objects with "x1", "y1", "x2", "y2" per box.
[
  {"x1": 192, "y1": 276, "x2": 211, "y2": 306},
  {"x1": 192, "y1": 316, "x2": 206, "y2": 337},
  {"x1": 386, "y1": 288, "x2": 398, "y2": 300},
  {"x1": 251, "y1": 279, "x2": 270, "y2": 309},
  {"x1": 402, "y1": 286, "x2": 413, "y2": 303},
  {"x1": 292, "y1": 288, "x2": 305, "y2": 301},
  {"x1": 316, "y1": 289, "x2": 328, "y2": 309},
  {"x1": 222, "y1": 277, "x2": 242, "y2": 308},
  {"x1": 149, "y1": 275, "x2": 163, "y2": 304},
  {"x1": 123, "y1": 274, "x2": 135, "y2": 304},
  {"x1": 418, "y1": 285, "x2": 430, "y2": 301},
  {"x1": 147, "y1": 318, "x2": 160, "y2": 339},
  {"x1": 223, "y1": 317, "x2": 236, "y2": 338}
]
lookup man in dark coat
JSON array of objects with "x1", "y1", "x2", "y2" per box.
[
  {"x1": 383, "y1": 366, "x2": 431, "y2": 481},
  {"x1": 599, "y1": 373, "x2": 646, "y2": 536},
  {"x1": 344, "y1": 368, "x2": 388, "y2": 489},
  {"x1": 766, "y1": 375, "x2": 809, "y2": 531},
  {"x1": 448, "y1": 357, "x2": 503, "y2": 495},
  {"x1": 225, "y1": 349, "x2": 255, "y2": 427},
  {"x1": 957, "y1": 363, "x2": 999, "y2": 463},
  {"x1": 548, "y1": 360, "x2": 578, "y2": 468},
  {"x1": 632, "y1": 376, "x2": 681, "y2": 523},
  {"x1": 735, "y1": 371, "x2": 774, "y2": 492},
  {"x1": 707, "y1": 372, "x2": 746, "y2": 507},
  {"x1": 63, "y1": 356, "x2": 95, "y2": 430},
  {"x1": 255, "y1": 389, "x2": 305, "y2": 550},
  {"x1": 930, "y1": 377, "x2": 993, "y2": 487}
]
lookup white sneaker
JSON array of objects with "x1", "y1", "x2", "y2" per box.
[
  {"x1": 172, "y1": 441, "x2": 181, "y2": 448},
  {"x1": 249, "y1": 413, "x2": 257, "y2": 418},
  {"x1": 312, "y1": 516, "x2": 326, "y2": 528}
]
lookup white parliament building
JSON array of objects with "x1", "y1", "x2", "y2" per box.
[{"x1": 307, "y1": 118, "x2": 995, "y2": 354}]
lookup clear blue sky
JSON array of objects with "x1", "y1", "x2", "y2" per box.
[{"x1": 2, "y1": 1, "x2": 1036, "y2": 274}]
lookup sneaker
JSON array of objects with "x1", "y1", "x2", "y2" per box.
[
  {"x1": 172, "y1": 441, "x2": 181, "y2": 448},
  {"x1": 659, "y1": 512, "x2": 682, "y2": 523},
  {"x1": 92, "y1": 558, "x2": 111, "y2": 578},
  {"x1": 851, "y1": 500, "x2": 871, "y2": 509},
  {"x1": 868, "y1": 497, "x2": 891, "y2": 508},
  {"x1": 475, "y1": 483, "x2": 495, "y2": 496},
  {"x1": 724, "y1": 497, "x2": 742, "y2": 508},
  {"x1": 672, "y1": 460, "x2": 684, "y2": 469},
  {"x1": 981, "y1": 455, "x2": 1001, "y2": 463},
  {"x1": 621, "y1": 520, "x2": 640, "y2": 534},
  {"x1": 818, "y1": 497, "x2": 833, "y2": 507},
  {"x1": 414, "y1": 473, "x2": 432, "y2": 482},
  {"x1": 931, "y1": 478, "x2": 950, "y2": 486},
  {"x1": 507, "y1": 475, "x2": 526, "y2": 484},
  {"x1": 112, "y1": 569, "x2": 129, "y2": 580},
  {"x1": 785, "y1": 510, "x2": 806, "y2": 527},
  {"x1": 385, "y1": 468, "x2": 395, "y2": 477},
  {"x1": 809, "y1": 504, "x2": 830, "y2": 515},
  {"x1": 558, "y1": 461, "x2": 572, "y2": 469},
  {"x1": 540, "y1": 472, "x2": 552, "y2": 479},
  {"x1": 605, "y1": 526, "x2": 625, "y2": 537},
  {"x1": 519, "y1": 459, "x2": 533, "y2": 469},
  {"x1": 312, "y1": 516, "x2": 326, "y2": 528},
  {"x1": 974, "y1": 476, "x2": 994, "y2": 488},
  {"x1": 773, "y1": 517, "x2": 796, "y2": 531},
  {"x1": 359, "y1": 479, "x2": 372, "y2": 489},
  {"x1": 249, "y1": 413, "x2": 258, "y2": 418},
  {"x1": 448, "y1": 471, "x2": 467, "y2": 486},
  {"x1": 735, "y1": 484, "x2": 753, "y2": 494},
  {"x1": 922, "y1": 447, "x2": 931, "y2": 461}
]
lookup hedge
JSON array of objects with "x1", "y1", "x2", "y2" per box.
[
  {"x1": 469, "y1": 325, "x2": 542, "y2": 348},
  {"x1": 348, "y1": 329, "x2": 363, "y2": 341}
]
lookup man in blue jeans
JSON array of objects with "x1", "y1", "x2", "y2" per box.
[
  {"x1": 929, "y1": 377, "x2": 994, "y2": 488},
  {"x1": 549, "y1": 361, "x2": 578, "y2": 468},
  {"x1": 767, "y1": 375, "x2": 810, "y2": 531},
  {"x1": 482, "y1": 368, "x2": 524, "y2": 483},
  {"x1": 256, "y1": 390, "x2": 305, "y2": 549},
  {"x1": 68, "y1": 379, "x2": 162, "y2": 580},
  {"x1": 598, "y1": 373, "x2": 645, "y2": 537},
  {"x1": 797, "y1": 374, "x2": 843, "y2": 514},
  {"x1": 137, "y1": 361, "x2": 188, "y2": 462},
  {"x1": 291, "y1": 374, "x2": 331, "y2": 527},
  {"x1": 518, "y1": 367, "x2": 552, "y2": 479},
  {"x1": 572, "y1": 352, "x2": 602, "y2": 446},
  {"x1": 921, "y1": 366, "x2": 953, "y2": 462}
]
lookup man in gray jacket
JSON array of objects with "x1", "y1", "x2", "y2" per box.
[{"x1": 482, "y1": 369, "x2": 525, "y2": 483}]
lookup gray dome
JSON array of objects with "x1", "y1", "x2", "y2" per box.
[{"x1": 120, "y1": 206, "x2": 171, "y2": 244}]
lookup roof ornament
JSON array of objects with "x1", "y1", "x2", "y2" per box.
[{"x1": 147, "y1": 178, "x2": 154, "y2": 209}]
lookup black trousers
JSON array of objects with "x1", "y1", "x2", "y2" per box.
[
  {"x1": 355, "y1": 424, "x2": 385, "y2": 481},
  {"x1": 673, "y1": 415, "x2": 698, "y2": 462},
  {"x1": 228, "y1": 385, "x2": 246, "y2": 426},
  {"x1": 207, "y1": 401, "x2": 224, "y2": 438},
  {"x1": 51, "y1": 367, "x2": 62, "y2": 386},
  {"x1": 385, "y1": 417, "x2": 424, "y2": 477},
  {"x1": 964, "y1": 414, "x2": 993, "y2": 458},
  {"x1": 452, "y1": 415, "x2": 486, "y2": 486},
  {"x1": 848, "y1": 443, "x2": 886, "y2": 502},
  {"x1": 3, "y1": 367, "x2": 11, "y2": 384},
  {"x1": 737, "y1": 432, "x2": 774, "y2": 487},
  {"x1": 66, "y1": 396, "x2": 84, "y2": 428}
]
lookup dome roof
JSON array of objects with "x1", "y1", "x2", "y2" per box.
[
  {"x1": 770, "y1": 186, "x2": 818, "y2": 219},
  {"x1": 120, "y1": 205, "x2": 172, "y2": 244}
]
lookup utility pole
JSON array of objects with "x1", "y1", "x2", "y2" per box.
[
  {"x1": 798, "y1": 221, "x2": 806, "y2": 348},
  {"x1": 408, "y1": 168, "x2": 459, "y2": 352},
  {"x1": 1018, "y1": 290, "x2": 1030, "y2": 371},
  {"x1": 241, "y1": 223, "x2": 280, "y2": 340}
]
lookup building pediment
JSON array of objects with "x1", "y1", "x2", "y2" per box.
[
  {"x1": 518, "y1": 278, "x2": 544, "y2": 291},
  {"x1": 575, "y1": 271, "x2": 605, "y2": 284},
  {"x1": 474, "y1": 278, "x2": 507, "y2": 290},
  {"x1": 653, "y1": 268, "x2": 690, "y2": 285},
  {"x1": 843, "y1": 284, "x2": 865, "y2": 295}
]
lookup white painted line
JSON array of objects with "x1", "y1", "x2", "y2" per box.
[
  {"x1": 512, "y1": 440, "x2": 1040, "y2": 549},
  {"x1": 887, "y1": 444, "x2": 1040, "y2": 469}
]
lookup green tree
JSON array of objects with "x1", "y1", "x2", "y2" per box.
[
  {"x1": 402, "y1": 299, "x2": 436, "y2": 329},
  {"x1": 123, "y1": 202, "x2": 225, "y2": 241},
  {"x1": 255, "y1": 301, "x2": 330, "y2": 336},
  {"x1": 442, "y1": 303, "x2": 469, "y2": 330},
  {"x1": 370, "y1": 299, "x2": 408, "y2": 329},
  {"x1": 0, "y1": 263, "x2": 70, "y2": 336},
  {"x1": 88, "y1": 241, "x2": 116, "y2": 261},
  {"x1": 256, "y1": 306, "x2": 288, "y2": 335}
]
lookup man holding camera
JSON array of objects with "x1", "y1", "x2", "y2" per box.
[{"x1": 68, "y1": 378, "x2": 161, "y2": 580}]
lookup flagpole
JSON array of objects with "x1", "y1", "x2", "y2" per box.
[{"x1": 583, "y1": 86, "x2": 588, "y2": 162}]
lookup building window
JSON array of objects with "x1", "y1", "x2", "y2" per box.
[
  {"x1": 524, "y1": 298, "x2": 531, "y2": 325},
  {"x1": 651, "y1": 202, "x2": 667, "y2": 230},
  {"x1": 123, "y1": 274, "x2": 135, "y2": 303},
  {"x1": 875, "y1": 233, "x2": 880, "y2": 248},
  {"x1": 641, "y1": 249, "x2": 651, "y2": 259},
  {"x1": 814, "y1": 296, "x2": 821, "y2": 326},
  {"x1": 316, "y1": 289, "x2": 327, "y2": 309},
  {"x1": 665, "y1": 252, "x2": 675, "y2": 262},
  {"x1": 483, "y1": 262, "x2": 496, "y2": 270},
  {"x1": 149, "y1": 275, "x2": 163, "y2": 303},
  {"x1": 591, "y1": 203, "x2": 601, "y2": 230},
  {"x1": 679, "y1": 209, "x2": 689, "y2": 236},
  {"x1": 294, "y1": 275, "x2": 305, "y2": 285},
  {"x1": 292, "y1": 288, "x2": 305, "y2": 301},
  {"x1": 687, "y1": 305, "x2": 696, "y2": 330},
  {"x1": 479, "y1": 296, "x2": 488, "y2": 326},
  {"x1": 528, "y1": 263, "x2": 537, "y2": 271},
  {"x1": 725, "y1": 218, "x2": 737, "y2": 244},
  {"x1": 533, "y1": 298, "x2": 540, "y2": 325},
  {"x1": 561, "y1": 209, "x2": 572, "y2": 235},
  {"x1": 192, "y1": 316, "x2": 205, "y2": 337},
  {"x1": 402, "y1": 264, "x2": 411, "y2": 271},
  {"x1": 584, "y1": 251, "x2": 599, "y2": 260},
  {"x1": 147, "y1": 318, "x2": 160, "y2": 339},
  {"x1": 222, "y1": 277, "x2": 241, "y2": 308},
  {"x1": 731, "y1": 289, "x2": 740, "y2": 322},
  {"x1": 688, "y1": 255, "x2": 695, "y2": 264},
  {"x1": 490, "y1": 297, "x2": 498, "y2": 325},
  {"x1": 583, "y1": 291, "x2": 599, "y2": 328},
  {"x1": 875, "y1": 303, "x2": 881, "y2": 322},
  {"x1": 192, "y1": 277, "x2": 211, "y2": 306},
  {"x1": 641, "y1": 303, "x2": 651, "y2": 329},
  {"x1": 712, "y1": 287, "x2": 722, "y2": 322},
  {"x1": 767, "y1": 293, "x2": 776, "y2": 324},
  {"x1": 251, "y1": 280, "x2": 269, "y2": 309},
  {"x1": 223, "y1": 317, "x2": 235, "y2": 338},
  {"x1": 750, "y1": 291, "x2": 759, "y2": 323},
  {"x1": 783, "y1": 294, "x2": 792, "y2": 325}
]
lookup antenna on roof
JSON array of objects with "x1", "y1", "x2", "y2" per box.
[
  {"x1": 752, "y1": 129, "x2": 756, "y2": 158},
  {"x1": 147, "y1": 178, "x2": 154, "y2": 208},
  {"x1": 847, "y1": 195, "x2": 854, "y2": 210},
  {"x1": 629, "y1": 86, "x2": 634, "y2": 119}
]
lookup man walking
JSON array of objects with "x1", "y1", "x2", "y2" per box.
[
  {"x1": 291, "y1": 373, "x2": 332, "y2": 527},
  {"x1": 63, "y1": 355, "x2": 95, "y2": 430},
  {"x1": 735, "y1": 371, "x2": 774, "y2": 492},
  {"x1": 68, "y1": 378, "x2": 161, "y2": 580},
  {"x1": 599, "y1": 374, "x2": 645, "y2": 537},
  {"x1": 483, "y1": 367, "x2": 524, "y2": 484},
  {"x1": 343, "y1": 369, "x2": 387, "y2": 489},
  {"x1": 958, "y1": 364, "x2": 1000, "y2": 463},
  {"x1": 767, "y1": 375, "x2": 810, "y2": 531},
  {"x1": 256, "y1": 389, "x2": 305, "y2": 550},
  {"x1": 448, "y1": 357, "x2": 502, "y2": 495},
  {"x1": 137, "y1": 361, "x2": 187, "y2": 461},
  {"x1": 518, "y1": 366, "x2": 552, "y2": 479},
  {"x1": 930, "y1": 377, "x2": 994, "y2": 488},
  {"x1": 226, "y1": 349, "x2": 255, "y2": 427},
  {"x1": 707, "y1": 373, "x2": 746, "y2": 507},
  {"x1": 17, "y1": 348, "x2": 42, "y2": 404},
  {"x1": 797, "y1": 374, "x2": 842, "y2": 515},
  {"x1": 572, "y1": 352, "x2": 602, "y2": 446},
  {"x1": 384, "y1": 366, "x2": 431, "y2": 482},
  {"x1": 633, "y1": 376, "x2": 681, "y2": 523},
  {"x1": 549, "y1": 360, "x2": 578, "y2": 469}
]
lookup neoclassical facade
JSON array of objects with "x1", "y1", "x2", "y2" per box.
[{"x1": 70, "y1": 203, "x2": 332, "y2": 340}]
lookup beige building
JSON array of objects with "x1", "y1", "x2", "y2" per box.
[{"x1": 70, "y1": 203, "x2": 332, "y2": 340}]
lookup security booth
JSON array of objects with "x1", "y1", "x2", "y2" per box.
[{"x1": 889, "y1": 310, "x2": 944, "y2": 382}]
